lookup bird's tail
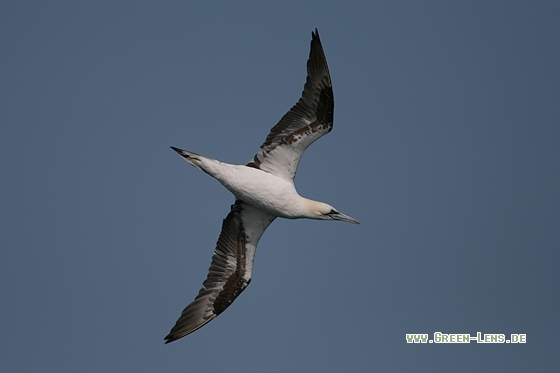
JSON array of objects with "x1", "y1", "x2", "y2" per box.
[{"x1": 170, "y1": 146, "x2": 205, "y2": 171}]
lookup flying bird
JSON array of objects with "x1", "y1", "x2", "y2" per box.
[{"x1": 165, "y1": 29, "x2": 359, "y2": 343}]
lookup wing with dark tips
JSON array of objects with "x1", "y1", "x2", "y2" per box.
[
  {"x1": 164, "y1": 201, "x2": 275, "y2": 343},
  {"x1": 247, "y1": 29, "x2": 334, "y2": 181}
]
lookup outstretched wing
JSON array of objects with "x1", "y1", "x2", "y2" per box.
[
  {"x1": 247, "y1": 29, "x2": 334, "y2": 181},
  {"x1": 164, "y1": 201, "x2": 276, "y2": 343}
]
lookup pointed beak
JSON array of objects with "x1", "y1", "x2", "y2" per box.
[{"x1": 331, "y1": 212, "x2": 360, "y2": 224}]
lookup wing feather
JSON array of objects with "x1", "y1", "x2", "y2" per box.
[
  {"x1": 164, "y1": 201, "x2": 275, "y2": 343},
  {"x1": 247, "y1": 29, "x2": 333, "y2": 181}
]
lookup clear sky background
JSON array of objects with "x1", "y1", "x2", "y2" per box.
[{"x1": 1, "y1": 1, "x2": 559, "y2": 372}]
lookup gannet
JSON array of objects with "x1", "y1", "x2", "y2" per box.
[{"x1": 165, "y1": 29, "x2": 359, "y2": 343}]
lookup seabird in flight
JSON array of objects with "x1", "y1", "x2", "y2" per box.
[{"x1": 165, "y1": 29, "x2": 359, "y2": 343}]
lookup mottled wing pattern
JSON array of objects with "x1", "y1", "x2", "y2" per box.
[
  {"x1": 164, "y1": 201, "x2": 275, "y2": 343},
  {"x1": 247, "y1": 29, "x2": 334, "y2": 181}
]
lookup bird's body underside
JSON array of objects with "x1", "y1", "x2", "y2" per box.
[
  {"x1": 169, "y1": 149, "x2": 322, "y2": 219},
  {"x1": 165, "y1": 29, "x2": 358, "y2": 343}
]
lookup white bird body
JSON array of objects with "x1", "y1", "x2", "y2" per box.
[
  {"x1": 165, "y1": 30, "x2": 359, "y2": 343},
  {"x1": 176, "y1": 150, "x2": 325, "y2": 219}
]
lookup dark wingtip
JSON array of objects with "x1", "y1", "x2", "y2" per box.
[
  {"x1": 170, "y1": 146, "x2": 182, "y2": 154},
  {"x1": 164, "y1": 329, "x2": 187, "y2": 344},
  {"x1": 312, "y1": 28, "x2": 320, "y2": 41}
]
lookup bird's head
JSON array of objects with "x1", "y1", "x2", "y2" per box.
[{"x1": 310, "y1": 201, "x2": 360, "y2": 224}]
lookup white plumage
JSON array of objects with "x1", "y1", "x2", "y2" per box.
[{"x1": 165, "y1": 29, "x2": 359, "y2": 343}]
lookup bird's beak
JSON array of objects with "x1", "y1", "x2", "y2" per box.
[{"x1": 331, "y1": 212, "x2": 360, "y2": 224}]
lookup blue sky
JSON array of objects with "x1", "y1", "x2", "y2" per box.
[{"x1": 1, "y1": 1, "x2": 559, "y2": 372}]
